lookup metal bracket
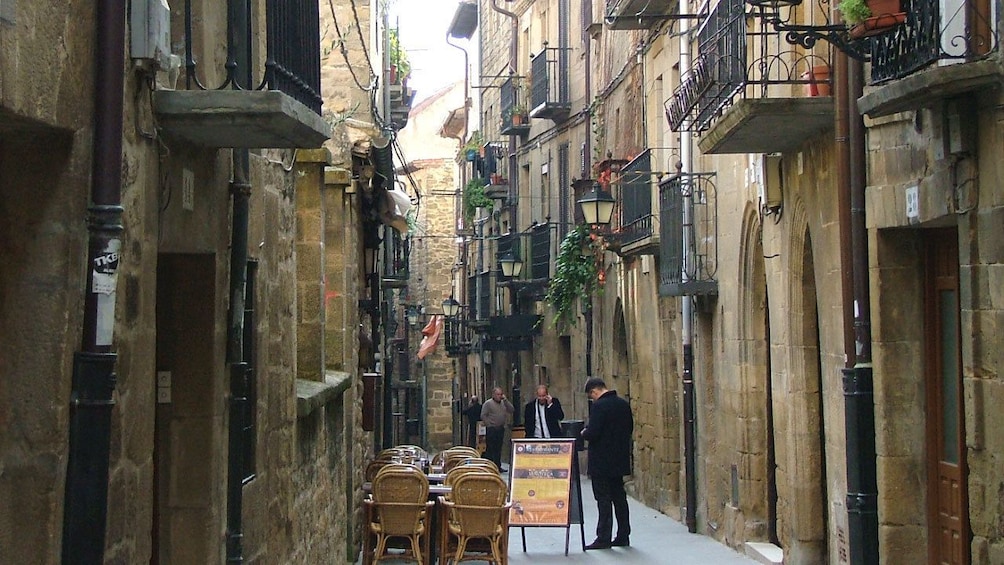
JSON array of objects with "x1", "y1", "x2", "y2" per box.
[{"x1": 771, "y1": 19, "x2": 871, "y2": 62}]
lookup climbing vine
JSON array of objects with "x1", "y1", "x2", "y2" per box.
[{"x1": 545, "y1": 225, "x2": 600, "y2": 329}]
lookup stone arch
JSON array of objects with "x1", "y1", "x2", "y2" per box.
[
  {"x1": 736, "y1": 205, "x2": 777, "y2": 546},
  {"x1": 779, "y1": 197, "x2": 828, "y2": 563}
]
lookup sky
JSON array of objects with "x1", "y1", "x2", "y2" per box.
[{"x1": 387, "y1": 0, "x2": 475, "y2": 103}]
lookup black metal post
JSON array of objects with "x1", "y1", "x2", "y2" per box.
[
  {"x1": 584, "y1": 300, "x2": 593, "y2": 377},
  {"x1": 62, "y1": 0, "x2": 125, "y2": 560},
  {"x1": 682, "y1": 343, "x2": 697, "y2": 533},
  {"x1": 844, "y1": 56, "x2": 878, "y2": 565}
]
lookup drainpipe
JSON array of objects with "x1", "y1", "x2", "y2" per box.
[
  {"x1": 490, "y1": 0, "x2": 522, "y2": 411},
  {"x1": 61, "y1": 0, "x2": 125, "y2": 561},
  {"x1": 679, "y1": 3, "x2": 698, "y2": 534},
  {"x1": 225, "y1": 0, "x2": 254, "y2": 558},
  {"x1": 844, "y1": 57, "x2": 878, "y2": 565}
]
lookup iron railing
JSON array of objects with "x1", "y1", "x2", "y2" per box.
[
  {"x1": 665, "y1": 0, "x2": 745, "y2": 131},
  {"x1": 618, "y1": 151, "x2": 654, "y2": 246},
  {"x1": 183, "y1": 0, "x2": 323, "y2": 114},
  {"x1": 385, "y1": 233, "x2": 410, "y2": 283},
  {"x1": 658, "y1": 172, "x2": 718, "y2": 296},
  {"x1": 870, "y1": 0, "x2": 997, "y2": 82},
  {"x1": 530, "y1": 45, "x2": 570, "y2": 111},
  {"x1": 500, "y1": 76, "x2": 530, "y2": 135}
]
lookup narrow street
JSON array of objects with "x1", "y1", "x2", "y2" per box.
[{"x1": 358, "y1": 474, "x2": 759, "y2": 565}]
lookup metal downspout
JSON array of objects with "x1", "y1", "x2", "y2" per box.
[
  {"x1": 844, "y1": 58, "x2": 878, "y2": 565},
  {"x1": 226, "y1": 0, "x2": 253, "y2": 559},
  {"x1": 679, "y1": 4, "x2": 698, "y2": 534},
  {"x1": 61, "y1": 0, "x2": 125, "y2": 561}
]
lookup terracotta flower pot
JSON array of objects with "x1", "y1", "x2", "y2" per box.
[
  {"x1": 801, "y1": 65, "x2": 831, "y2": 97},
  {"x1": 849, "y1": 0, "x2": 905, "y2": 38}
]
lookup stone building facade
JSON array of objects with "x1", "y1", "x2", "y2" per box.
[
  {"x1": 464, "y1": 0, "x2": 1004, "y2": 563},
  {"x1": 0, "y1": 0, "x2": 387, "y2": 563}
]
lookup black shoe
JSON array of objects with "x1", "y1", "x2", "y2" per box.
[
  {"x1": 585, "y1": 540, "x2": 611, "y2": 550},
  {"x1": 611, "y1": 537, "x2": 630, "y2": 547}
]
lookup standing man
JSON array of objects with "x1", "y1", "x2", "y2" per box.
[
  {"x1": 580, "y1": 377, "x2": 633, "y2": 550},
  {"x1": 463, "y1": 395, "x2": 482, "y2": 448},
  {"x1": 480, "y1": 387, "x2": 514, "y2": 469},
  {"x1": 523, "y1": 384, "x2": 564, "y2": 439}
]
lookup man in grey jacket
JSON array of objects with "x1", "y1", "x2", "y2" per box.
[{"x1": 480, "y1": 387, "x2": 514, "y2": 468}]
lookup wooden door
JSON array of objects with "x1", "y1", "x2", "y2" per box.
[{"x1": 924, "y1": 231, "x2": 969, "y2": 565}]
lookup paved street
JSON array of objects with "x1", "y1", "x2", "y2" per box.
[{"x1": 359, "y1": 473, "x2": 759, "y2": 564}]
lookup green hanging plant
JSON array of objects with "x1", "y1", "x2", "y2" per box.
[
  {"x1": 545, "y1": 225, "x2": 599, "y2": 329},
  {"x1": 463, "y1": 177, "x2": 491, "y2": 223}
]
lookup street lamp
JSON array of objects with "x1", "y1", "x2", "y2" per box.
[
  {"x1": 498, "y1": 251, "x2": 524, "y2": 278},
  {"x1": 577, "y1": 182, "x2": 616, "y2": 226},
  {"x1": 577, "y1": 182, "x2": 615, "y2": 379},
  {"x1": 442, "y1": 296, "x2": 461, "y2": 317}
]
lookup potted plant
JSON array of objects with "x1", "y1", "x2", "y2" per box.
[
  {"x1": 461, "y1": 130, "x2": 483, "y2": 162},
  {"x1": 388, "y1": 29, "x2": 411, "y2": 85},
  {"x1": 838, "y1": 0, "x2": 905, "y2": 38},
  {"x1": 509, "y1": 103, "x2": 528, "y2": 125},
  {"x1": 463, "y1": 177, "x2": 492, "y2": 222}
]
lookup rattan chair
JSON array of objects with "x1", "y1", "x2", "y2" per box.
[
  {"x1": 438, "y1": 472, "x2": 510, "y2": 564},
  {"x1": 365, "y1": 465, "x2": 434, "y2": 564}
]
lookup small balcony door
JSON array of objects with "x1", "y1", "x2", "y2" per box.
[{"x1": 924, "y1": 230, "x2": 969, "y2": 565}]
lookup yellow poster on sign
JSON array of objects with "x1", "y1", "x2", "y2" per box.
[{"x1": 508, "y1": 439, "x2": 574, "y2": 527}]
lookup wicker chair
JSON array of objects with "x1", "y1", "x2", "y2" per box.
[
  {"x1": 439, "y1": 472, "x2": 510, "y2": 564},
  {"x1": 365, "y1": 466, "x2": 434, "y2": 564}
]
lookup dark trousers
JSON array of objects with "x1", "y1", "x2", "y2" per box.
[
  {"x1": 467, "y1": 423, "x2": 478, "y2": 448},
  {"x1": 591, "y1": 475, "x2": 630, "y2": 542},
  {"x1": 484, "y1": 425, "x2": 505, "y2": 467}
]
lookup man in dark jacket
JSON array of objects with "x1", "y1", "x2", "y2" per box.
[
  {"x1": 522, "y1": 384, "x2": 565, "y2": 439},
  {"x1": 580, "y1": 377, "x2": 633, "y2": 550},
  {"x1": 464, "y1": 396, "x2": 482, "y2": 448}
]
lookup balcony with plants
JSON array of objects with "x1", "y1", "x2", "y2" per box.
[
  {"x1": 605, "y1": 0, "x2": 683, "y2": 30},
  {"x1": 666, "y1": 0, "x2": 837, "y2": 154},
  {"x1": 500, "y1": 76, "x2": 531, "y2": 137},
  {"x1": 857, "y1": 0, "x2": 1000, "y2": 116},
  {"x1": 387, "y1": 28, "x2": 416, "y2": 131},
  {"x1": 155, "y1": 0, "x2": 330, "y2": 148}
]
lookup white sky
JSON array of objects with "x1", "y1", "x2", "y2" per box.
[{"x1": 388, "y1": 0, "x2": 476, "y2": 102}]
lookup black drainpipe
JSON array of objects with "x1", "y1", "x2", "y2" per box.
[
  {"x1": 225, "y1": 0, "x2": 253, "y2": 560},
  {"x1": 843, "y1": 57, "x2": 878, "y2": 565},
  {"x1": 225, "y1": 149, "x2": 251, "y2": 563},
  {"x1": 61, "y1": 0, "x2": 125, "y2": 561}
]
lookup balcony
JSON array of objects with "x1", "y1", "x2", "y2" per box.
[
  {"x1": 388, "y1": 83, "x2": 416, "y2": 131},
  {"x1": 659, "y1": 172, "x2": 718, "y2": 297},
  {"x1": 616, "y1": 150, "x2": 659, "y2": 256},
  {"x1": 500, "y1": 77, "x2": 530, "y2": 137},
  {"x1": 444, "y1": 315, "x2": 472, "y2": 357},
  {"x1": 381, "y1": 232, "x2": 410, "y2": 289},
  {"x1": 154, "y1": 0, "x2": 330, "y2": 148},
  {"x1": 859, "y1": 0, "x2": 1000, "y2": 117},
  {"x1": 665, "y1": 0, "x2": 835, "y2": 154},
  {"x1": 529, "y1": 46, "x2": 571, "y2": 122},
  {"x1": 483, "y1": 314, "x2": 541, "y2": 351},
  {"x1": 605, "y1": 0, "x2": 681, "y2": 30}
]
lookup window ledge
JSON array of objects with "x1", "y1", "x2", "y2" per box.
[{"x1": 296, "y1": 371, "x2": 351, "y2": 418}]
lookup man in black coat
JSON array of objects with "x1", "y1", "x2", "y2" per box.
[
  {"x1": 522, "y1": 384, "x2": 565, "y2": 439},
  {"x1": 463, "y1": 396, "x2": 482, "y2": 448},
  {"x1": 580, "y1": 377, "x2": 633, "y2": 550}
]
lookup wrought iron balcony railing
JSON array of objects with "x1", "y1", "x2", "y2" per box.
[
  {"x1": 659, "y1": 172, "x2": 718, "y2": 297},
  {"x1": 667, "y1": 0, "x2": 839, "y2": 136},
  {"x1": 444, "y1": 314, "x2": 472, "y2": 356},
  {"x1": 500, "y1": 76, "x2": 530, "y2": 136},
  {"x1": 530, "y1": 45, "x2": 571, "y2": 121},
  {"x1": 382, "y1": 232, "x2": 410, "y2": 288},
  {"x1": 870, "y1": 0, "x2": 997, "y2": 83},
  {"x1": 605, "y1": 0, "x2": 682, "y2": 30},
  {"x1": 183, "y1": 0, "x2": 322, "y2": 113},
  {"x1": 617, "y1": 150, "x2": 655, "y2": 249}
]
